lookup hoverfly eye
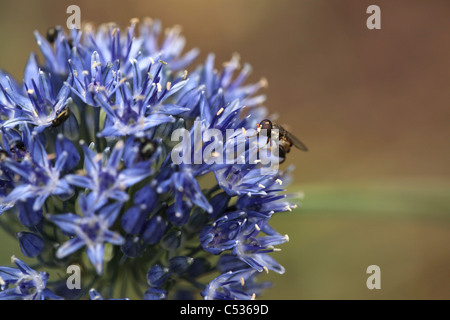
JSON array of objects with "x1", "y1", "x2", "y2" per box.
[{"x1": 259, "y1": 119, "x2": 272, "y2": 131}]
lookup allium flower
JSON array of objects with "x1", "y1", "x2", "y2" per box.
[
  {"x1": 0, "y1": 256, "x2": 62, "y2": 300},
  {"x1": 0, "y1": 18, "x2": 304, "y2": 300},
  {"x1": 47, "y1": 195, "x2": 125, "y2": 274}
]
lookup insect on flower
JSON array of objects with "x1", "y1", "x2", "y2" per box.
[
  {"x1": 256, "y1": 119, "x2": 308, "y2": 163},
  {"x1": 46, "y1": 27, "x2": 59, "y2": 44},
  {"x1": 51, "y1": 106, "x2": 70, "y2": 127},
  {"x1": 0, "y1": 18, "x2": 305, "y2": 301}
]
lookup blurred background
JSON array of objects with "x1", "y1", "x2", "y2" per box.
[{"x1": 0, "y1": 0, "x2": 449, "y2": 299}]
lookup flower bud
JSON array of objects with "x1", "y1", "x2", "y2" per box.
[{"x1": 17, "y1": 232, "x2": 44, "y2": 258}]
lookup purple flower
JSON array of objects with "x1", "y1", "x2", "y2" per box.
[
  {"x1": 0, "y1": 256, "x2": 62, "y2": 300},
  {"x1": 46, "y1": 195, "x2": 125, "y2": 274}
]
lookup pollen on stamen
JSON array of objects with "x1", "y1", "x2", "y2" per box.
[
  {"x1": 255, "y1": 224, "x2": 261, "y2": 231},
  {"x1": 75, "y1": 169, "x2": 87, "y2": 176},
  {"x1": 92, "y1": 61, "x2": 102, "y2": 69},
  {"x1": 216, "y1": 107, "x2": 224, "y2": 116},
  {"x1": 149, "y1": 57, "x2": 155, "y2": 65},
  {"x1": 158, "y1": 59, "x2": 168, "y2": 65},
  {"x1": 275, "y1": 179, "x2": 283, "y2": 185},
  {"x1": 263, "y1": 266, "x2": 269, "y2": 274},
  {"x1": 94, "y1": 154, "x2": 103, "y2": 163},
  {"x1": 258, "y1": 184, "x2": 265, "y2": 189},
  {"x1": 285, "y1": 205, "x2": 292, "y2": 212},
  {"x1": 183, "y1": 70, "x2": 188, "y2": 79},
  {"x1": 166, "y1": 82, "x2": 172, "y2": 90},
  {"x1": 0, "y1": 276, "x2": 5, "y2": 286},
  {"x1": 251, "y1": 293, "x2": 256, "y2": 300},
  {"x1": 27, "y1": 89, "x2": 34, "y2": 94},
  {"x1": 130, "y1": 17, "x2": 140, "y2": 25},
  {"x1": 115, "y1": 140, "x2": 124, "y2": 150},
  {"x1": 259, "y1": 77, "x2": 269, "y2": 88},
  {"x1": 119, "y1": 77, "x2": 128, "y2": 85},
  {"x1": 241, "y1": 127, "x2": 247, "y2": 135},
  {"x1": 240, "y1": 277, "x2": 245, "y2": 286},
  {"x1": 157, "y1": 83, "x2": 162, "y2": 92},
  {"x1": 285, "y1": 234, "x2": 290, "y2": 242}
]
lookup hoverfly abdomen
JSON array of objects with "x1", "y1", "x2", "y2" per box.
[{"x1": 51, "y1": 107, "x2": 71, "y2": 127}]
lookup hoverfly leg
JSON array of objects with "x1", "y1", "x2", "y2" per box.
[{"x1": 279, "y1": 145, "x2": 286, "y2": 164}]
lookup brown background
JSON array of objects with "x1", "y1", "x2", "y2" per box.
[{"x1": 0, "y1": 0, "x2": 449, "y2": 299}]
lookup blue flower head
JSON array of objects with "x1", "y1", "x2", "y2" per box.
[
  {"x1": 0, "y1": 256, "x2": 62, "y2": 300},
  {"x1": 0, "y1": 18, "x2": 305, "y2": 300}
]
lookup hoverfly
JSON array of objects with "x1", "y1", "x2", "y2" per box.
[
  {"x1": 256, "y1": 119, "x2": 308, "y2": 164},
  {"x1": 46, "y1": 27, "x2": 59, "y2": 44},
  {"x1": 46, "y1": 26, "x2": 74, "y2": 49},
  {"x1": 136, "y1": 138, "x2": 157, "y2": 161},
  {"x1": 51, "y1": 107, "x2": 71, "y2": 127}
]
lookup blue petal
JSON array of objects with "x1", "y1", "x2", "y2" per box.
[
  {"x1": 121, "y1": 206, "x2": 146, "y2": 234},
  {"x1": 17, "y1": 232, "x2": 44, "y2": 258},
  {"x1": 16, "y1": 199, "x2": 43, "y2": 227},
  {"x1": 46, "y1": 213, "x2": 80, "y2": 235},
  {"x1": 142, "y1": 215, "x2": 166, "y2": 245},
  {"x1": 56, "y1": 134, "x2": 80, "y2": 171},
  {"x1": 86, "y1": 243, "x2": 105, "y2": 275},
  {"x1": 99, "y1": 201, "x2": 123, "y2": 227},
  {"x1": 134, "y1": 185, "x2": 157, "y2": 209},
  {"x1": 64, "y1": 174, "x2": 92, "y2": 190},
  {"x1": 56, "y1": 237, "x2": 85, "y2": 259}
]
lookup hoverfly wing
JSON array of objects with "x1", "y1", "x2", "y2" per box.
[
  {"x1": 272, "y1": 123, "x2": 308, "y2": 151},
  {"x1": 286, "y1": 131, "x2": 308, "y2": 151}
]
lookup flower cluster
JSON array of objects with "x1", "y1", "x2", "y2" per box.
[{"x1": 0, "y1": 18, "x2": 299, "y2": 300}]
